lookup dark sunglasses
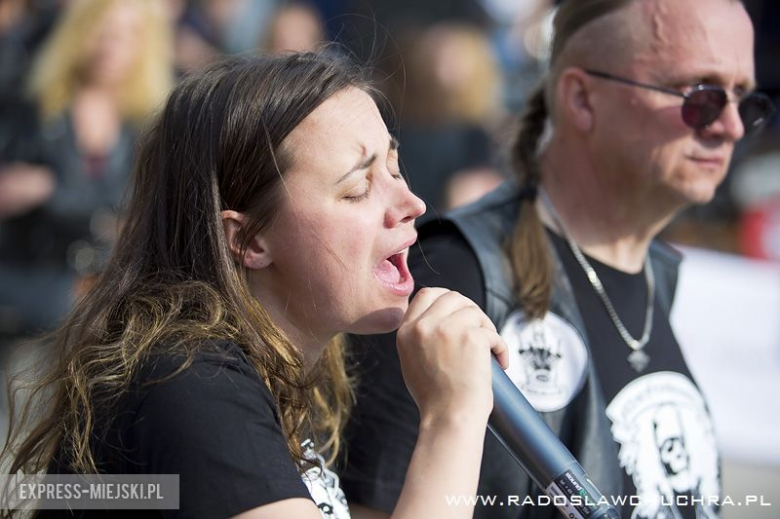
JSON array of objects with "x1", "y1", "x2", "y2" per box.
[{"x1": 585, "y1": 69, "x2": 776, "y2": 135}]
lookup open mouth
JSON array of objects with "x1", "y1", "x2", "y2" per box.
[{"x1": 374, "y1": 251, "x2": 414, "y2": 296}]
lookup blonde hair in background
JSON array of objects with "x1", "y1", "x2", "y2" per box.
[{"x1": 28, "y1": 0, "x2": 174, "y2": 124}]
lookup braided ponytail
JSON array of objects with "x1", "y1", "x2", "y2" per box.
[
  {"x1": 506, "y1": 0, "x2": 641, "y2": 318},
  {"x1": 508, "y1": 84, "x2": 552, "y2": 319}
]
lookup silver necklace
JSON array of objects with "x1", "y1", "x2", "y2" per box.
[{"x1": 541, "y1": 190, "x2": 654, "y2": 372}]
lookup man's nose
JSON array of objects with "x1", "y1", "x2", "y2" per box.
[{"x1": 703, "y1": 99, "x2": 746, "y2": 141}]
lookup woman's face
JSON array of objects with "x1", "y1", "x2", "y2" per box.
[
  {"x1": 250, "y1": 87, "x2": 426, "y2": 351},
  {"x1": 80, "y1": 2, "x2": 144, "y2": 87}
]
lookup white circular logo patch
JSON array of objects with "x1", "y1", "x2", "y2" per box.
[
  {"x1": 499, "y1": 310, "x2": 589, "y2": 412},
  {"x1": 606, "y1": 372, "x2": 720, "y2": 519}
]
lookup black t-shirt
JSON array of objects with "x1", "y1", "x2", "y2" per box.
[
  {"x1": 40, "y1": 340, "x2": 344, "y2": 518},
  {"x1": 343, "y1": 222, "x2": 720, "y2": 519}
]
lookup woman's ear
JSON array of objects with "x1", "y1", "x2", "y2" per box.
[{"x1": 220, "y1": 210, "x2": 273, "y2": 269}]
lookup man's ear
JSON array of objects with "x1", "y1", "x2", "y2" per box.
[
  {"x1": 220, "y1": 210, "x2": 273, "y2": 270},
  {"x1": 557, "y1": 67, "x2": 595, "y2": 133}
]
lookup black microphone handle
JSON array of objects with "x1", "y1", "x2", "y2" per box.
[{"x1": 489, "y1": 357, "x2": 621, "y2": 519}]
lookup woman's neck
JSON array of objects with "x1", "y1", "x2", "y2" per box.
[{"x1": 71, "y1": 88, "x2": 122, "y2": 157}]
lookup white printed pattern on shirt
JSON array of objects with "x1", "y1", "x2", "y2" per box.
[
  {"x1": 500, "y1": 310, "x2": 589, "y2": 412},
  {"x1": 606, "y1": 372, "x2": 720, "y2": 519},
  {"x1": 301, "y1": 439, "x2": 351, "y2": 519}
]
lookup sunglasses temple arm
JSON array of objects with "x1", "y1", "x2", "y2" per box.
[{"x1": 585, "y1": 70, "x2": 686, "y2": 99}]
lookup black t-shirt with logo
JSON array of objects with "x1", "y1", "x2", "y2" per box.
[
  {"x1": 342, "y1": 222, "x2": 721, "y2": 519},
  {"x1": 548, "y1": 232, "x2": 721, "y2": 518}
]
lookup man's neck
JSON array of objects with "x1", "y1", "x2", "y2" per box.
[{"x1": 538, "y1": 146, "x2": 681, "y2": 273}]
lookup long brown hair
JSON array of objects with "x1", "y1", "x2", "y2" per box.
[{"x1": 3, "y1": 53, "x2": 372, "y2": 486}]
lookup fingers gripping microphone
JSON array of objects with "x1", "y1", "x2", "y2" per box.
[{"x1": 489, "y1": 358, "x2": 621, "y2": 519}]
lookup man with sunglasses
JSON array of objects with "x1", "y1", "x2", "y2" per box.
[{"x1": 343, "y1": 1, "x2": 775, "y2": 519}]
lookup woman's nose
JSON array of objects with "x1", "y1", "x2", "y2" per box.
[{"x1": 385, "y1": 183, "x2": 426, "y2": 227}]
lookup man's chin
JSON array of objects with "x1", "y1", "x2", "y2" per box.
[
  {"x1": 685, "y1": 185, "x2": 719, "y2": 206},
  {"x1": 674, "y1": 176, "x2": 723, "y2": 206},
  {"x1": 683, "y1": 165, "x2": 729, "y2": 202}
]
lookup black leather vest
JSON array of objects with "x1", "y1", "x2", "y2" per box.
[{"x1": 420, "y1": 181, "x2": 682, "y2": 518}]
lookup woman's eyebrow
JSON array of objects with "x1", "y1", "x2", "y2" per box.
[
  {"x1": 337, "y1": 152, "x2": 377, "y2": 184},
  {"x1": 337, "y1": 137, "x2": 398, "y2": 184}
]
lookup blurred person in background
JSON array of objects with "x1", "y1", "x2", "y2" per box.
[
  {"x1": 342, "y1": 0, "x2": 489, "y2": 65},
  {"x1": 174, "y1": 0, "x2": 279, "y2": 74},
  {"x1": 342, "y1": 0, "x2": 775, "y2": 518},
  {"x1": 261, "y1": 1, "x2": 325, "y2": 54},
  {"x1": 0, "y1": 0, "x2": 173, "y2": 347},
  {"x1": 1, "y1": 0, "x2": 42, "y2": 101},
  {"x1": 0, "y1": 0, "x2": 62, "y2": 103},
  {"x1": 479, "y1": 0, "x2": 556, "y2": 112},
  {"x1": 388, "y1": 22, "x2": 506, "y2": 218}
]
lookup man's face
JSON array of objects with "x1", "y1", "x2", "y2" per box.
[{"x1": 592, "y1": 0, "x2": 755, "y2": 208}]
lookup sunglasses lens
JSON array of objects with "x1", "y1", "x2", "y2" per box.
[
  {"x1": 682, "y1": 89, "x2": 727, "y2": 129},
  {"x1": 739, "y1": 93, "x2": 776, "y2": 134}
]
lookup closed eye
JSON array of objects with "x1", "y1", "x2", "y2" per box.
[
  {"x1": 344, "y1": 190, "x2": 370, "y2": 202},
  {"x1": 344, "y1": 178, "x2": 371, "y2": 202}
]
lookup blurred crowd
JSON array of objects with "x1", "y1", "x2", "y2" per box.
[{"x1": 0, "y1": 0, "x2": 778, "y2": 346}]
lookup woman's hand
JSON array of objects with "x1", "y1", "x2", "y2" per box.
[{"x1": 396, "y1": 287, "x2": 508, "y2": 425}]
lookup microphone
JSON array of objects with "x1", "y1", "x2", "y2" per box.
[{"x1": 489, "y1": 357, "x2": 621, "y2": 519}]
